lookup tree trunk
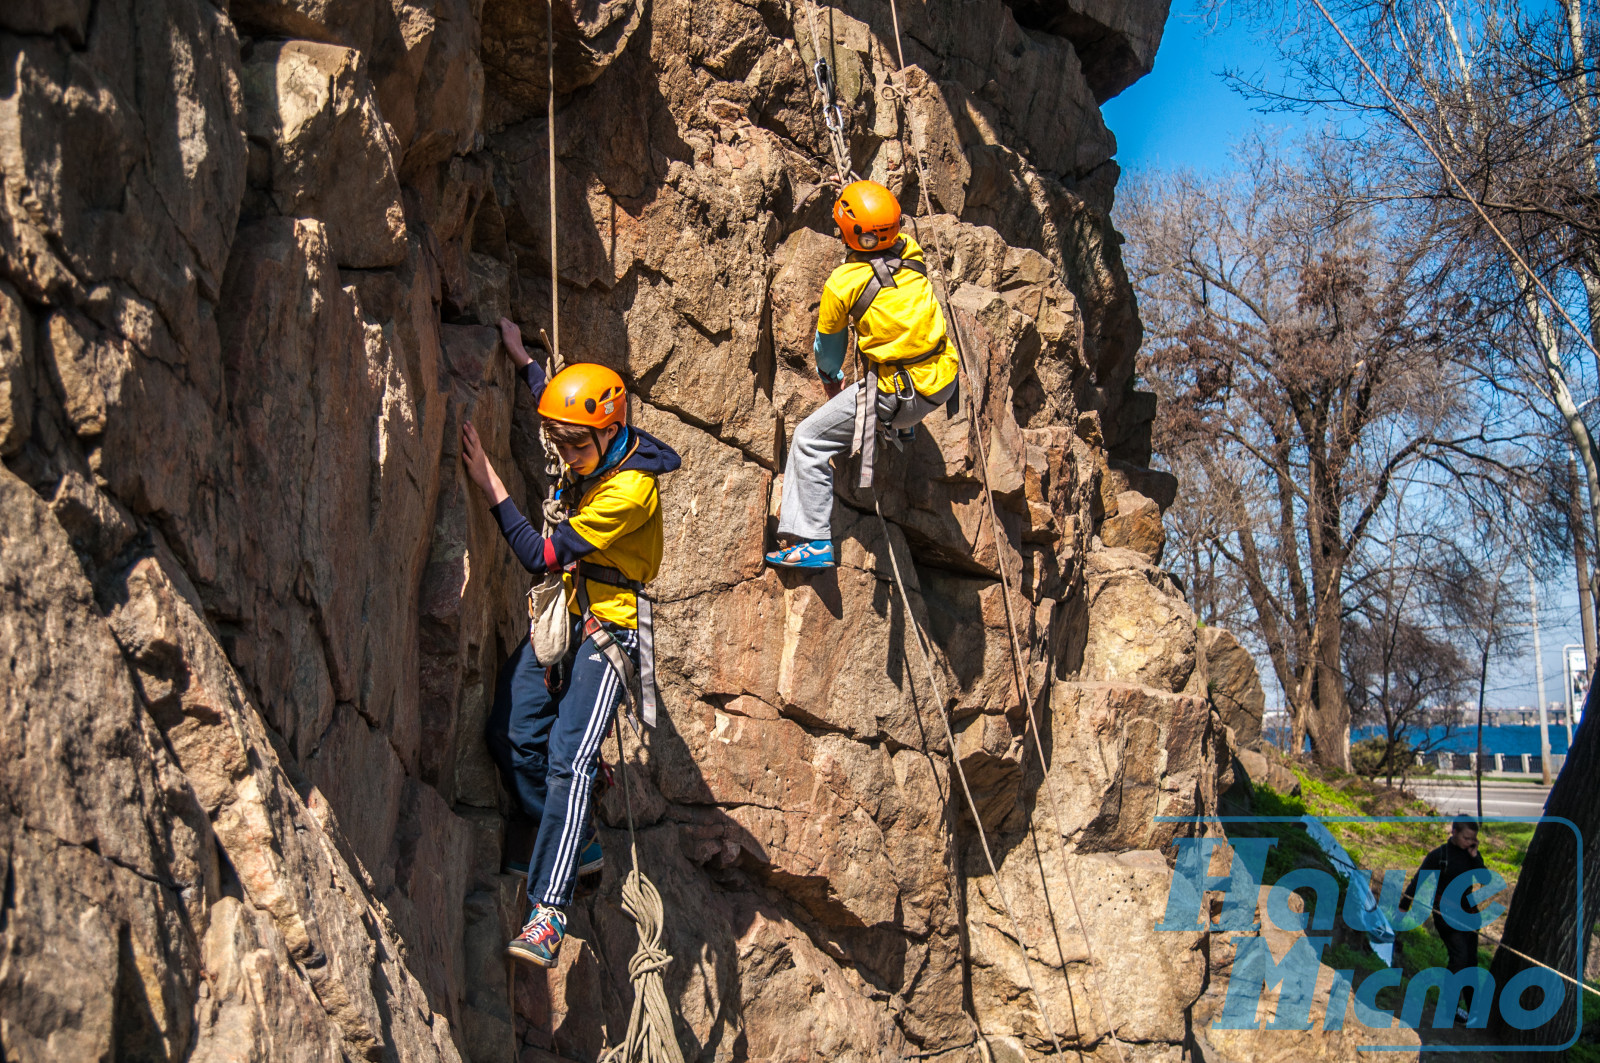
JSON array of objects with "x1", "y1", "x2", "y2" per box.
[
  {"x1": 1488, "y1": 680, "x2": 1600, "y2": 1043},
  {"x1": 1570, "y1": 453, "x2": 1597, "y2": 669},
  {"x1": 1521, "y1": 284, "x2": 1600, "y2": 583},
  {"x1": 1306, "y1": 604, "x2": 1351, "y2": 770}
]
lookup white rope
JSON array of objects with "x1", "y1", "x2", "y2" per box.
[
  {"x1": 871, "y1": 500, "x2": 1069, "y2": 1058},
  {"x1": 599, "y1": 728, "x2": 686, "y2": 1063},
  {"x1": 877, "y1": 4, "x2": 1129, "y2": 1055},
  {"x1": 547, "y1": 0, "x2": 563, "y2": 372},
  {"x1": 1478, "y1": 926, "x2": 1600, "y2": 999}
]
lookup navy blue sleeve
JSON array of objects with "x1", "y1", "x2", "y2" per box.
[
  {"x1": 491, "y1": 499, "x2": 552, "y2": 573},
  {"x1": 490, "y1": 499, "x2": 600, "y2": 572},
  {"x1": 520, "y1": 361, "x2": 549, "y2": 403},
  {"x1": 551, "y1": 522, "x2": 599, "y2": 565}
]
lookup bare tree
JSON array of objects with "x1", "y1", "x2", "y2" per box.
[
  {"x1": 1218, "y1": 0, "x2": 1600, "y2": 648},
  {"x1": 1122, "y1": 140, "x2": 1498, "y2": 768},
  {"x1": 1345, "y1": 602, "x2": 1470, "y2": 789}
]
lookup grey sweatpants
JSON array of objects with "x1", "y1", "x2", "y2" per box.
[{"x1": 777, "y1": 378, "x2": 957, "y2": 541}]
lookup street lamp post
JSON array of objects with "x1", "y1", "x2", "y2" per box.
[
  {"x1": 1530, "y1": 566, "x2": 1553, "y2": 784},
  {"x1": 1563, "y1": 643, "x2": 1585, "y2": 749}
]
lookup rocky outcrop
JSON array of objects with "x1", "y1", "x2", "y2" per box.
[
  {"x1": 1202, "y1": 626, "x2": 1266, "y2": 751},
  {"x1": 0, "y1": 1, "x2": 1290, "y2": 1061},
  {"x1": 1195, "y1": 889, "x2": 1421, "y2": 1061}
]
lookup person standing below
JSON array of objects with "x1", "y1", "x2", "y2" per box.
[
  {"x1": 1400, "y1": 818, "x2": 1490, "y2": 1024},
  {"x1": 764, "y1": 180, "x2": 959, "y2": 570},
  {"x1": 461, "y1": 318, "x2": 680, "y2": 967}
]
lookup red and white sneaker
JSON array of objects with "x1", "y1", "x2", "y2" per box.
[{"x1": 506, "y1": 904, "x2": 567, "y2": 967}]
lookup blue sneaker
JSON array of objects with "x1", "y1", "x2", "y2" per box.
[
  {"x1": 506, "y1": 904, "x2": 567, "y2": 967},
  {"x1": 577, "y1": 837, "x2": 604, "y2": 877},
  {"x1": 765, "y1": 539, "x2": 835, "y2": 569}
]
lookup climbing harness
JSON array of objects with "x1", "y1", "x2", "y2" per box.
[
  {"x1": 518, "y1": 15, "x2": 682, "y2": 1063},
  {"x1": 841, "y1": 234, "x2": 959, "y2": 491},
  {"x1": 874, "y1": 0, "x2": 1132, "y2": 1054},
  {"x1": 844, "y1": 237, "x2": 927, "y2": 320},
  {"x1": 573, "y1": 560, "x2": 660, "y2": 729},
  {"x1": 786, "y1": 2, "x2": 1137, "y2": 1055},
  {"x1": 840, "y1": 236, "x2": 957, "y2": 490}
]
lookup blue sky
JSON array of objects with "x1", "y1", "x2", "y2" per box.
[
  {"x1": 1098, "y1": 5, "x2": 1589, "y2": 713},
  {"x1": 1102, "y1": 5, "x2": 1303, "y2": 175}
]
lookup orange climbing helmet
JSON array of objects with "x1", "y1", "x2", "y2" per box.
[
  {"x1": 833, "y1": 180, "x2": 902, "y2": 253},
  {"x1": 538, "y1": 362, "x2": 628, "y2": 430}
]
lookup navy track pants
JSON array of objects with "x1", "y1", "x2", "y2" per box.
[{"x1": 486, "y1": 621, "x2": 636, "y2": 910}]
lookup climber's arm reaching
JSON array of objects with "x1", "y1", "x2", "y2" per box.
[
  {"x1": 815, "y1": 280, "x2": 850, "y2": 399},
  {"x1": 814, "y1": 329, "x2": 846, "y2": 398},
  {"x1": 460, "y1": 421, "x2": 599, "y2": 574},
  {"x1": 499, "y1": 316, "x2": 549, "y2": 402}
]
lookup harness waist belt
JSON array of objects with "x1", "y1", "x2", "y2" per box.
[
  {"x1": 574, "y1": 561, "x2": 647, "y2": 593},
  {"x1": 570, "y1": 560, "x2": 659, "y2": 729},
  {"x1": 870, "y1": 340, "x2": 946, "y2": 369}
]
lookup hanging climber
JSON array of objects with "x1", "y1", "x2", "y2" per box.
[
  {"x1": 765, "y1": 180, "x2": 959, "y2": 569},
  {"x1": 461, "y1": 317, "x2": 681, "y2": 968}
]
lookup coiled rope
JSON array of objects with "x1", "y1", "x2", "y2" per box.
[{"x1": 599, "y1": 729, "x2": 686, "y2": 1063}]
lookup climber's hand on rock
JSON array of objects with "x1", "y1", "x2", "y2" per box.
[
  {"x1": 822, "y1": 376, "x2": 843, "y2": 399},
  {"x1": 499, "y1": 317, "x2": 533, "y2": 368},
  {"x1": 461, "y1": 421, "x2": 509, "y2": 504}
]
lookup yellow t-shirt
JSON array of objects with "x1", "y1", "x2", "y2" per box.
[
  {"x1": 563, "y1": 468, "x2": 663, "y2": 628},
  {"x1": 816, "y1": 235, "x2": 959, "y2": 396}
]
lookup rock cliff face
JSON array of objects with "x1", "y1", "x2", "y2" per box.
[{"x1": 0, "y1": 1, "x2": 1253, "y2": 1061}]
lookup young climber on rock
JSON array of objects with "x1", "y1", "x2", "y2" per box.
[
  {"x1": 765, "y1": 179, "x2": 959, "y2": 570},
  {"x1": 461, "y1": 317, "x2": 680, "y2": 968}
]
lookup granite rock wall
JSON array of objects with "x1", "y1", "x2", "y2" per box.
[{"x1": 0, "y1": 1, "x2": 1290, "y2": 1061}]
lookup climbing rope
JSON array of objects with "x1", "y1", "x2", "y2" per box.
[
  {"x1": 783, "y1": 1, "x2": 1086, "y2": 1051},
  {"x1": 880, "y1": 42, "x2": 1135, "y2": 1059},
  {"x1": 529, "y1": 11, "x2": 681, "y2": 1061},
  {"x1": 872, "y1": 499, "x2": 1068, "y2": 1057},
  {"x1": 776, "y1": 0, "x2": 1135, "y2": 1053},
  {"x1": 546, "y1": 0, "x2": 563, "y2": 372},
  {"x1": 1478, "y1": 925, "x2": 1600, "y2": 999},
  {"x1": 599, "y1": 730, "x2": 686, "y2": 1063}
]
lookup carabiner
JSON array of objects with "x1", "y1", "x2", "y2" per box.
[
  {"x1": 893, "y1": 368, "x2": 915, "y2": 402},
  {"x1": 813, "y1": 57, "x2": 836, "y2": 105}
]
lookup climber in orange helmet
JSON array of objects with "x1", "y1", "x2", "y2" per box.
[
  {"x1": 461, "y1": 318, "x2": 680, "y2": 968},
  {"x1": 765, "y1": 180, "x2": 959, "y2": 569}
]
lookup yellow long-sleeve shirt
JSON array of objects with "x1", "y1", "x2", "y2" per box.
[{"x1": 816, "y1": 235, "x2": 959, "y2": 396}]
